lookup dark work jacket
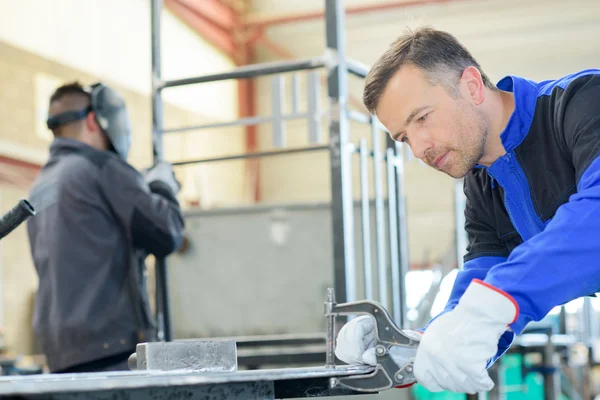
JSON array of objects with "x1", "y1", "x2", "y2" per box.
[
  {"x1": 26, "y1": 138, "x2": 185, "y2": 372},
  {"x1": 426, "y1": 69, "x2": 600, "y2": 367}
]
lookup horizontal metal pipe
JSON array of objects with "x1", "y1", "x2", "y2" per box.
[
  {"x1": 162, "y1": 113, "x2": 311, "y2": 134},
  {"x1": 161, "y1": 57, "x2": 327, "y2": 88},
  {"x1": 347, "y1": 110, "x2": 371, "y2": 124},
  {"x1": 346, "y1": 58, "x2": 370, "y2": 78},
  {"x1": 172, "y1": 145, "x2": 329, "y2": 166}
]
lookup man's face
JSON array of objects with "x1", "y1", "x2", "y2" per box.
[{"x1": 376, "y1": 64, "x2": 488, "y2": 178}]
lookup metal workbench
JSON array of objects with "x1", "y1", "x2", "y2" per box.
[{"x1": 0, "y1": 365, "x2": 373, "y2": 399}]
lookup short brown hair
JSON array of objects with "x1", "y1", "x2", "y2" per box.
[{"x1": 363, "y1": 26, "x2": 496, "y2": 114}]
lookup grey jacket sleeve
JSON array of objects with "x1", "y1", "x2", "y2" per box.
[{"x1": 99, "y1": 157, "x2": 185, "y2": 258}]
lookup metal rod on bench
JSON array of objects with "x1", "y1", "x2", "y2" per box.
[
  {"x1": 386, "y1": 148, "x2": 401, "y2": 325},
  {"x1": 272, "y1": 75, "x2": 286, "y2": 148},
  {"x1": 172, "y1": 145, "x2": 329, "y2": 166},
  {"x1": 307, "y1": 71, "x2": 322, "y2": 144},
  {"x1": 394, "y1": 141, "x2": 409, "y2": 329},
  {"x1": 151, "y1": 0, "x2": 172, "y2": 342},
  {"x1": 161, "y1": 57, "x2": 327, "y2": 88},
  {"x1": 359, "y1": 139, "x2": 374, "y2": 300},
  {"x1": 371, "y1": 120, "x2": 388, "y2": 309}
]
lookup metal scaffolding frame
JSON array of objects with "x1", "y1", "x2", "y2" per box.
[{"x1": 150, "y1": 0, "x2": 411, "y2": 343}]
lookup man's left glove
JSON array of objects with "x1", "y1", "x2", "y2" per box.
[
  {"x1": 143, "y1": 161, "x2": 181, "y2": 195},
  {"x1": 413, "y1": 279, "x2": 519, "y2": 394}
]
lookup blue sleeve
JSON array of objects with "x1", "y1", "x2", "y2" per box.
[
  {"x1": 484, "y1": 77, "x2": 600, "y2": 335},
  {"x1": 485, "y1": 157, "x2": 600, "y2": 334},
  {"x1": 419, "y1": 256, "x2": 515, "y2": 366}
]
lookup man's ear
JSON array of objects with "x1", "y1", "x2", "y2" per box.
[
  {"x1": 461, "y1": 66, "x2": 485, "y2": 105},
  {"x1": 85, "y1": 111, "x2": 99, "y2": 133}
]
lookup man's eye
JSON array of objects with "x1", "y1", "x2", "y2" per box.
[{"x1": 417, "y1": 113, "x2": 429, "y2": 123}]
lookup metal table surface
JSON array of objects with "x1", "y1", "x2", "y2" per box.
[{"x1": 0, "y1": 365, "x2": 374, "y2": 399}]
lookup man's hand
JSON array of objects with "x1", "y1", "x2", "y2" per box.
[
  {"x1": 143, "y1": 161, "x2": 180, "y2": 194},
  {"x1": 334, "y1": 315, "x2": 421, "y2": 371},
  {"x1": 413, "y1": 279, "x2": 518, "y2": 394}
]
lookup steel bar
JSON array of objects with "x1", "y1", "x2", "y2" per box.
[
  {"x1": 325, "y1": 288, "x2": 336, "y2": 367},
  {"x1": 307, "y1": 71, "x2": 322, "y2": 144},
  {"x1": 151, "y1": 0, "x2": 172, "y2": 343},
  {"x1": 347, "y1": 58, "x2": 370, "y2": 79},
  {"x1": 163, "y1": 115, "x2": 272, "y2": 134},
  {"x1": 454, "y1": 179, "x2": 468, "y2": 270},
  {"x1": 371, "y1": 120, "x2": 388, "y2": 309},
  {"x1": 172, "y1": 145, "x2": 329, "y2": 166},
  {"x1": 348, "y1": 110, "x2": 371, "y2": 124},
  {"x1": 291, "y1": 73, "x2": 300, "y2": 114},
  {"x1": 385, "y1": 148, "x2": 401, "y2": 325},
  {"x1": 162, "y1": 112, "x2": 321, "y2": 134},
  {"x1": 271, "y1": 75, "x2": 286, "y2": 147},
  {"x1": 131, "y1": 340, "x2": 238, "y2": 372},
  {"x1": 326, "y1": 0, "x2": 356, "y2": 306},
  {"x1": 359, "y1": 140, "x2": 374, "y2": 300},
  {"x1": 161, "y1": 57, "x2": 327, "y2": 88},
  {"x1": 393, "y1": 141, "x2": 409, "y2": 329}
]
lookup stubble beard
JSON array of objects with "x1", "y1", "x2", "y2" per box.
[{"x1": 446, "y1": 104, "x2": 489, "y2": 179}]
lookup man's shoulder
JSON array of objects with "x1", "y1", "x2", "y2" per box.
[{"x1": 535, "y1": 69, "x2": 600, "y2": 98}]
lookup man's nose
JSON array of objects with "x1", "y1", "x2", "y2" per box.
[{"x1": 409, "y1": 135, "x2": 433, "y2": 160}]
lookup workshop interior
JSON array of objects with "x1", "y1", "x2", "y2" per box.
[{"x1": 0, "y1": 0, "x2": 599, "y2": 399}]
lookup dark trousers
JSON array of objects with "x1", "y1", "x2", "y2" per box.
[{"x1": 54, "y1": 350, "x2": 134, "y2": 374}]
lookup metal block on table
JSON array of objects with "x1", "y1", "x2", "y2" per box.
[{"x1": 129, "y1": 339, "x2": 238, "y2": 372}]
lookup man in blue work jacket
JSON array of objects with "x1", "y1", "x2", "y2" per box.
[{"x1": 334, "y1": 26, "x2": 600, "y2": 394}]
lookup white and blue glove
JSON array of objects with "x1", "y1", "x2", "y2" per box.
[
  {"x1": 143, "y1": 161, "x2": 180, "y2": 194},
  {"x1": 413, "y1": 279, "x2": 518, "y2": 394},
  {"x1": 334, "y1": 279, "x2": 518, "y2": 394},
  {"x1": 334, "y1": 315, "x2": 422, "y2": 388}
]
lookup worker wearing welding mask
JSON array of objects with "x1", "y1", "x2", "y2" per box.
[
  {"x1": 26, "y1": 82, "x2": 185, "y2": 373},
  {"x1": 335, "y1": 27, "x2": 600, "y2": 394}
]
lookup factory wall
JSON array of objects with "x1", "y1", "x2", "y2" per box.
[{"x1": 0, "y1": 0, "x2": 245, "y2": 356}]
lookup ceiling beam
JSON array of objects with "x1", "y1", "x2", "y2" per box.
[
  {"x1": 175, "y1": 0, "x2": 238, "y2": 31},
  {"x1": 165, "y1": 0, "x2": 236, "y2": 57},
  {"x1": 245, "y1": 0, "x2": 457, "y2": 28}
]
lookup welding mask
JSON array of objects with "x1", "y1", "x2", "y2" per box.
[{"x1": 46, "y1": 82, "x2": 132, "y2": 160}]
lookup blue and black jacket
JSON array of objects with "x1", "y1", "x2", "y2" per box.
[{"x1": 431, "y1": 69, "x2": 600, "y2": 365}]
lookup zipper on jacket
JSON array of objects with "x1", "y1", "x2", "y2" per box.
[
  {"x1": 488, "y1": 152, "x2": 545, "y2": 241},
  {"x1": 506, "y1": 153, "x2": 546, "y2": 234}
]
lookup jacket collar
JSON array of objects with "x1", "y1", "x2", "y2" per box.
[
  {"x1": 495, "y1": 74, "x2": 539, "y2": 153},
  {"x1": 49, "y1": 137, "x2": 98, "y2": 158},
  {"x1": 474, "y1": 74, "x2": 538, "y2": 171}
]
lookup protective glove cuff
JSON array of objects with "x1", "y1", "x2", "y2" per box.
[{"x1": 459, "y1": 279, "x2": 519, "y2": 327}]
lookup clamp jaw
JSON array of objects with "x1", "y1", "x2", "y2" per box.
[{"x1": 324, "y1": 288, "x2": 419, "y2": 393}]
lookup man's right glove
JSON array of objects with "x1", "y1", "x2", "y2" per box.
[
  {"x1": 143, "y1": 161, "x2": 181, "y2": 194},
  {"x1": 334, "y1": 315, "x2": 422, "y2": 385}
]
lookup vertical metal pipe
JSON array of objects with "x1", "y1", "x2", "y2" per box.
[
  {"x1": 454, "y1": 179, "x2": 468, "y2": 270},
  {"x1": 371, "y1": 121, "x2": 388, "y2": 309},
  {"x1": 151, "y1": 0, "x2": 172, "y2": 343},
  {"x1": 307, "y1": 71, "x2": 321, "y2": 144},
  {"x1": 394, "y1": 141, "x2": 409, "y2": 329},
  {"x1": 359, "y1": 139, "x2": 373, "y2": 300},
  {"x1": 271, "y1": 75, "x2": 285, "y2": 148},
  {"x1": 291, "y1": 73, "x2": 300, "y2": 114},
  {"x1": 325, "y1": 0, "x2": 356, "y2": 306},
  {"x1": 385, "y1": 148, "x2": 400, "y2": 325},
  {"x1": 325, "y1": 288, "x2": 336, "y2": 368}
]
